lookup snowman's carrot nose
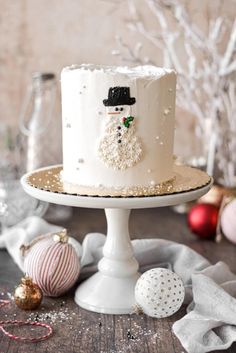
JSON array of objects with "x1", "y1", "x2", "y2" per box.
[{"x1": 108, "y1": 112, "x2": 120, "y2": 115}]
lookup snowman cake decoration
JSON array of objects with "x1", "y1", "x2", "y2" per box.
[{"x1": 98, "y1": 87, "x2": 143, "y2": 170}]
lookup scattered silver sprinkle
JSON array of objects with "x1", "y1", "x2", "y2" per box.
[
  {"x1": 0, "y1": 292, "x2": 13, "y2": 300},
  {"x1": 66, "y1": 123, "x2": 71, "y2": 128},
  {"x1": 78, "y1": 158, "x2": 84, "y2": 163},
  {"x1": 28, "y1": 303, "x2": 74, "y2": 325}
]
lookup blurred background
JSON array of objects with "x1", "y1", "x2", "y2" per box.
[{"x1": 0, "y1": 0, "x2": 235, "y2": 227}]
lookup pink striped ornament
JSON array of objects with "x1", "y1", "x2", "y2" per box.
[{"x1": 24, "y1": 231, "x2": 80, "y2": 297}]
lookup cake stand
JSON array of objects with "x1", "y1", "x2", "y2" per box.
[{"x1": 21, "y1": 165, "x2": 212, "y2": 314}]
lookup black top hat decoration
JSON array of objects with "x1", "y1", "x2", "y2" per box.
[{"x1": 103, "y1": 87, "x2": 136, "y2": 106}]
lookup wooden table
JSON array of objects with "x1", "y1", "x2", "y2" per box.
[{"x1": 0, "y1": 206, "x2": 236, "y2": 353}]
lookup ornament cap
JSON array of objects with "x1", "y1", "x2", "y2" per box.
[
  {"x1": 132, "y1": 303, "x2": 144, "y2": 315},
  {"x1": 21, "y1": 276, "x2": 33, "y2": 286},
  {"x1": 53, "y1": 229, "x2": 68, "y2": 243}
]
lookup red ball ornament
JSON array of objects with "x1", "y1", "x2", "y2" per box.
[{"x1": 187, "y1": 203, "x2": 219, "y2": 239}]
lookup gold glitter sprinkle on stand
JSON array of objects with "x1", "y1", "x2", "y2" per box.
[{"x1": 26, "y1": 164, "x2": 211, "y2": 198}]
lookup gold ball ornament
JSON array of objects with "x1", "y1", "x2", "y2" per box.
[{"x1": 14, "y1": 276, "x2": 43, "y2": 310}]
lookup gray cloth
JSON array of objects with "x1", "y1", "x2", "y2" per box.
[
  {"x1": 173, "y1": 262, "x2": 236, "y2": 353},
  {"x1": 0, "y1": 217, "x2": 236, "y2": 353}
]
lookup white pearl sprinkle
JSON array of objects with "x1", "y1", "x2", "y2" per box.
[
  {"x1": 168, "y1": 88, "x2": 173, "y2": 92},
  {"x1": 160, "y1": 141, "x2": 164, "y2": 145},
  {"x1": 164, "y1": 108, "x2": 170, "y2": 115},
  {"x1": 147, "y1": 169, "x2": 152, "y2": 173},
  {"x1": 150, "y1": 180, "x2": 156, "y2": 186},
  {"x1": 155, "y1": 136, "x2": 160, "y2": 140}
]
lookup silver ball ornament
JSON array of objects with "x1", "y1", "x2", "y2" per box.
[{"x1": 134, "y1": 268, "x2": 185, "y2": 318}]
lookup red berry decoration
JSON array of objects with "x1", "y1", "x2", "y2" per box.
[{"x1": 187, "y1": 203, "x2": 219, "y2": 239}]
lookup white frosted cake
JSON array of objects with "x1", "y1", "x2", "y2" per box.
[{"x1": 61, "y1": 64, "x2": 176, "y2": 196}]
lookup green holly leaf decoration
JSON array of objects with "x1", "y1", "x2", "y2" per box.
[{"x1": 124, "y1": 116, "x2": 134, "y2": 128}]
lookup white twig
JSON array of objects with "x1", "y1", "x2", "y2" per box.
[{"x1": 220, "y1": 19, "x2": 236, "y2": 75}]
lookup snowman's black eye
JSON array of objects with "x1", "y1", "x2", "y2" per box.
[
  {"x1": 115, "y1": 107, "x2": 119, "y2": 111},
  {"x1": 120, "y1": 107, "x2": 124, "y2": 111}
]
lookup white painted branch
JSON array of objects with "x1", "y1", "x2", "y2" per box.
[
  {"x1": 173, "y1": 1, "x2": 206, "y2": 48},
  {"x1": 221, "y1": 60, "x2": 236, "y2": 75},
  {"x1": 184, "y1": 42, "x2": 196, "y2": 77},
  {"x1": 220, "y1": 19, "x2": 236, "y2": 74},
  {"x1": 209, "y1": 17, "x2": 223, "y2": 42}
]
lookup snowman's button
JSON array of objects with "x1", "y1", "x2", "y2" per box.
[
  {"x1": 118, "y1": 139, "x2": 122, "y2": 143},
  {"x1": 117, "y1": 126, "x2": 121, "y2": 130},
  {"x1": 118, "y1": 132, "x2": 121, "y2": 137}
]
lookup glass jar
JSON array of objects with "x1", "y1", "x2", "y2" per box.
[{"x1": 18, "y1": 72, "x2": 61, "y2": 173}]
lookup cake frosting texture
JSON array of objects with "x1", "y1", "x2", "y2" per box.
[{"x1": 61, "y1": 64, "x2": 176, "y2": 192}]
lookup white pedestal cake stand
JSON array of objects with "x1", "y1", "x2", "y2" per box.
[{"x1": 21, "y1": 166, "x2": 212, "y2": 314}]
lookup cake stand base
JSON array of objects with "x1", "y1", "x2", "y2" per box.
[
  {"x1": 75, "y1": 208, "x2": 140, "y2": 314},
  {"x1": 21, "y1": 165, "x2": 212, "y2": 315},
  {"x1": 75, "y1": 272, "x2": 139, "y2": 314}
]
